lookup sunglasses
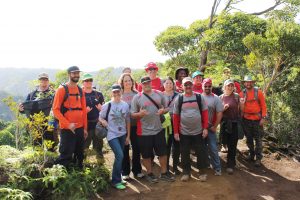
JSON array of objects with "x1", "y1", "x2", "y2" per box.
[
  {"x1": 204, "y1": 85, "x2": 212, "y2": 88},
  {"x1": 84, "y1": 79, "x2": 93, "y2": 82},
  {"x1": 39, "y1": 78, "x2": 49, "y2": 81},
  {"x1": 148, "y1": 68, "x2": 157, "y2": 71},
  {"x1": 184, "y1": 83, "x2": 193, "y2": 87}
]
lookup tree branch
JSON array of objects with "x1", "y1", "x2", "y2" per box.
[{"x1": 249, "y1": 0, "x2": 282, "y2": 15}]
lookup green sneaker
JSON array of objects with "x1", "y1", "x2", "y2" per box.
[{"x1": 114, "y1": 183, "x2": 126, "y2": 190}]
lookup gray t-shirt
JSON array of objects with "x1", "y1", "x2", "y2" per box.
[
  {"x1": 122, "y1": 91, "x2": 138, "y2": 126},
  {"x1": 173, "y1": 93, "x2": 208, "y2": 135},
  {"x1": 100, "y1": 100, "x2": 130, "y2": 141},
  {"x1": 202, "y1": 94, "x2": 224, "y2": 127},
  {"x1": 131, "y1": 90, "x2": 167, "y2": 136}
]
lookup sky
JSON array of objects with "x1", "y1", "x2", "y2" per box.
[{"x1": 0, "y1": 0, "x2": 296, "y2": 72}]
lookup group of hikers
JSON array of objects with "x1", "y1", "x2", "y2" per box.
[{"x1": 19, "y1": 62, "x2": 267, "y2": 190}]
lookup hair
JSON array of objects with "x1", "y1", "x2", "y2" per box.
[
  {"x1": 163, "y1": 76, "x2": 175, "y2": 91},
  {"x1": 118, "y1": 73, "x2": 136, "y2": 92},
  {"x1": 122, "y1": 67, "x2": 131, "y2": 73},
  {"x1": 222, "y1": 83, "x2": 234, "y2": 95}
]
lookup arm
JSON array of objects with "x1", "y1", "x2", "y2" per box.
[{"x1": 258, "y1": 90, "x2": 267, "y2": 126}]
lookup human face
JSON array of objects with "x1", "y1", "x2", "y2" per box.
[
  {"x1": 69, "y1": 71, "x2": 80, "y2": 83},
  {"x1": 123, "y1": 75, "x2": 133, "y2": 90},
  {"x1": 147, "y1": 68, "x2": 158, "y2": 79},
  {"x1": 203, "y1": 83, "x2": 212, "y2": 95},
  {"x1": 164, "y1": 79, "x2": 174, "y2": 92},
  {"x1": 112, "y1": 90, "x2": 121, "y2": 100},
  {"x1": 83, "y1": 79, "x2": 93, "y2": 89},
  {"x1": 223, "y1": 70, "x2": 231, "y2": 79},
  {"x1": 244, "y1": 81, "x2": 254, "y2": 89},
  {"x1": 225, "y1": 83, "x2": 234, "y2": 94},
  {"x1": 193, "y1": 75, "x2": 203, "y2": 85},
  {"x1": 39, "y1": 78, "x2": 49, "y2": 89},
  {"x1": 142, "y1": 81, "x2": 152, "y2": 92},
  {"x1": 183, "y1": 82, "x2": 193, "y2": 94},
  {"x1": 178, "y1": 70, "x2": 187, "y2": 82}
]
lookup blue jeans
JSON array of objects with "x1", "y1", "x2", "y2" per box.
[
  {"x1": 207, "y1": 130, "x2": 221, "y2": 171},
  {"x1": 108, "y1": 135, "x2": 126, "y2": 185}
]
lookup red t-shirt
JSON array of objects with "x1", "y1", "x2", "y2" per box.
[
  {"x1": 193, "y1": 84, "x2": 203, "y2": 94},
  {"x1": 175, "y1": 80, "x2": 184, "y2": 93}
]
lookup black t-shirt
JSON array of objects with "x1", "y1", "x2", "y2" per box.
[{"x1": 85, "y1": 90, "x2": 105, "y2": 122}]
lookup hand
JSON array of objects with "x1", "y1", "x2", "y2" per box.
[
  {"x1": 240, "y1": 98, "x2": 245, "y2": 104},
  {"x1": 202, "y1": 129, "x2": 208, "y2": 138},
  {"x1": 125, "y1": 136, "x2": 130, "y2": 145},
  {"x1": 68, "y1": 123, "x2": 77, "y2": 134},
  {"x1": 259, "y1": 118, "x2": 265, "y2": 126},
  {"x1": 156, "y1": 108, "x2": 165, "y2": 115},
  {"x1": 224, "y1": 104, "x2": 229, "y2": 110},
  {"x1": 19, "y1": 103, "x2": 24, "y2": 112},
  {"x1": 86, "y1": 106, "x2": 92, "y2": 113},
  {"x1": 210, "y1": 126, "x2": 217, "y2": 133},
  {"x1": 101, "y1": 120, "x2": 108, "y2": 128},
  {"x1": 95, "y1": 103, "x2": 102, "y2": 111},
  {"x1": 84, "y1": 129, "x2": 88, "y2": 139},
  {"x1": 139, "y1": 108, "x2": 149, "y2": 118},
  {"x1": 174, "y1": 134, "x2": 180, "y2": 141}
]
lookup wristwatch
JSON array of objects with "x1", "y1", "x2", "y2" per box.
[{"x1": 262, "y1": 116, "x2": 267, "y2": 119}]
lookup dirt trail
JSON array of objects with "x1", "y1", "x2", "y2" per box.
[{"x1": 100, "y1": 141, "x2": 300, "y2": 200}]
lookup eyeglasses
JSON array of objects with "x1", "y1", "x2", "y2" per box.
[{"x1": 84, "y1": 79, "x2": 93, "y2": 82}]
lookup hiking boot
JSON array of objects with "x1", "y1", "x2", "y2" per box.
[
  {"x1": 254, "y1": 159, "x2": 262, "y2": 167},
  {"x1": 174, "y1": 168, "x2": 181, "y2": 175},
  {"x1": 199, "y1": 174, "x2": 207, "y2": 182},
  {"x1": 145, "y1": 173, "x2": 159, "y2": 183},
  {"x1": 134, "y1": 172, "x2": 145, "y2": 179},
  {"x1": 246, "y1": 154, "x2": 255, "y2": 162},
  {"x1": 180, "y1": 174, "x2": 190, "y2": 182},
  {"x1": 214, "y1": 170, "x2": 222, "y2": 176},
  {"x1": 114, "y1": 182, "x2": 126, "y2": 190},
  {"x1": 226, "y1": 168, "x2": 234, "y2": 175},
  {"x1": 160, "y1": 172, "x2": 175, "y2": 182}
]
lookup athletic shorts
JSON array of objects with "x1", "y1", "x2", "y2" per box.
[{"x1": 138, "y1": 130, "x2": 167, "y2": 159}]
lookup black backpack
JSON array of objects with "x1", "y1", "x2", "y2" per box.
[
  {"x1": 60, "y1": 84, "x2": 83, "y2": 115},
  {"x1": 178, "y1": 93, "x2": 202, "y2": 116}
]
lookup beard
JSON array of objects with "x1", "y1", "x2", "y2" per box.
[{"x1": 71, "y1": 77, "x2": 80, "y2": 83}]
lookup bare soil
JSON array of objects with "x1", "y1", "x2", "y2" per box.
[{"x1": 100, "y1": 140, "x2": 300, "y2": 200}]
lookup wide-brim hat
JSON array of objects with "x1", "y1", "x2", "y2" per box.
[{"x1": 242, "y1": 75, "x2": 256, "y2": 82}]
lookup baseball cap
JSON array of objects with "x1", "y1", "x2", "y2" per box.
[
  {"x1": 203, "y1": 78, "x2": 212, "y2": 85},
  {"x1": 224, "y1": 79, "x2": 234, "y2": 86},
  {"x1": 67, "y1": 66, "x2": 81, "y2": 73},
  {"x1": 192, "y1": 71, "x2": 204, "y2": 79},
  {"x1": 111, "y1": 84, "x2": 122, "y2": 92},
  {"x1": 140, "y1": 76, "x2": 151, "y2": 84},
  {"x1": 145, "y1": 62, "x2": 158, "y2": 71},
  {"x1": 82, "y1": 73, "x2": 93, "y2": 81},
  {"x1": 242, "y1": 75, "x2": 255, "y2": 82},
  {"x1": 38, "y1": 72, "x2": 49, "y2": 80},
  {"x1": 182, "y1": 77, "x2": 193, "y2": 85}
]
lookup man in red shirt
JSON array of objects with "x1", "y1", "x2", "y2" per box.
[
  {"x1": 239, "y1": 75, "x2": 267, "y2": 167},
  {"x1": 138, "y1": 62, "x2": 164, "y2": 92},
  {"x1": 53, "y1": 66, "x2": 88, "y2": 169}
]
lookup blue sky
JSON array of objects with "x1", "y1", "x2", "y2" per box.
[{"x1": 0, "y1": 0, "x2": 297, "y2": 72}]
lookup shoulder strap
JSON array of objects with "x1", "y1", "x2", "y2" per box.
[
  {"x1": 77, "y1": 85, "x2": 83, "y2": 98},
  {"x1": 62, "y1": 84, "x2": 69, "y2": 104},
  {"x1": 143, "y1": 92, "x2": 160, "y2": 110},
  {"x1": 105, "y1": 102, "x2": 111, "y2": 121},
  {"x1": 178, "y1": 94, "x2": 184, "y2": 116},
  {"x1": 254, "y1": 87, "x2": 260, "y2": 104},
  {"x1": 195, "y1": 94, "x2": 202, "y2": 113},
  {"x1": 168, "y1": 92, "x2": 178, "y2": 107},
  {"x1": 29, "y1": 89, "x2": 38, "y2": 100}
]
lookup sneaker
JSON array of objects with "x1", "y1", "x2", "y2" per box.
[
  {"x1": 114, "y1": 183, "x2": 126, "y2": 190},
  {"x1": 122, "y1": 175, "x2": 130, "y2": 180},
  {"x1": 121, "y1": 180, "x2": 127, "y2": 185},
  {"x1": 226, "y1": 168, "x2": 234, "y2": 175},
  {"x1": 180, "y1": 174, "x2": 190, "y2": 182},
  {"x1": 254, "y1": 159, "x2": 262, "y2": 167},
  {"x1": 145, "y1": 173, "x2": 159, "y2": 183},
  {"x1": 135, "y1": 172, "x2": 145, "y2": 178},
  {"x1": 160, "y1": 172, "x2": 175, "y2": 182},
  {"x1": 214, "y1": 170, "x2": 222, "y2": 176},
  {"x1": 173, "y1": 168, "x2": 181, "y2": 175},
  {"x1": 199, "y1": 174, "x2": 207, "y2": 182}
]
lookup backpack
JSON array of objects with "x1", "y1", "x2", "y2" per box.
[
  {"x1": 242, "y1": 87, "x2": 260, "y2": 105},
  {"x1": 178, "y1": 93, "x2": 202, "y2": 116},
  {"x1": 60, "y1": 84, "x2": 83, "y2": 115}
]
